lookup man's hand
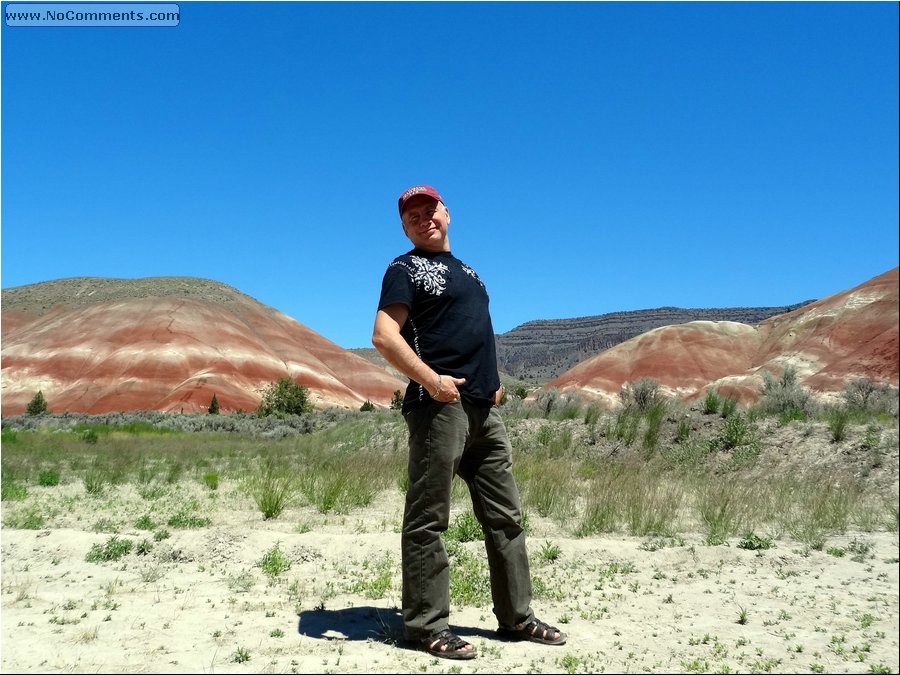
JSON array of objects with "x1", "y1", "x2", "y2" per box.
[{"x1": 434, "y1": 375, "x2": 466, "y2": 402}]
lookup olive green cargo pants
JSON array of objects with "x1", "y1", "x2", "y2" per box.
[{"x1": 401, "y1": 400, "x2": 535, "y2": 640}]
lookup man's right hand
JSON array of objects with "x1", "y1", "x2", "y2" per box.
[{"x1": 433, "y1": 375, "x2": 466, "y2": 402}]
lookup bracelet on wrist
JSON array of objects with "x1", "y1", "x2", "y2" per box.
[{"x1": 434, "y1": 374, "x2": 443, "y2": 397}]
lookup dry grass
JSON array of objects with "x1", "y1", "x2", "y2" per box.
[{"x1": 2, "y1": 402, "x2": 898, "y2": 673}]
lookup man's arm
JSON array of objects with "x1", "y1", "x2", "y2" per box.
[{"x1": 372, "y1": 304, "x2": 464, "y2": 401}]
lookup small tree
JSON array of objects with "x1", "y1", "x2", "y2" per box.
[
  {"x1": 208, "y1": 393, "x2": 220, "y2": 415},
  {"x1": 26, "y1": 391, "x2": 49, "y2": 416},
  {"x1": 257, "y1": 378, "x2": 313, "y2": 417},
  {"x1": 360, "y1": 400, "x2": 375, "y2": 412},
  {"x1": 390, "y1": 389, "x2": 404, "y2": 410}
]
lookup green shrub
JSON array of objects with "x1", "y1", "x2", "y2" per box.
[
  {"x1": 445, "y1": 511, "x2": 483, "y2": 543},
  {"x1": 759, "y1": 366, "x2": 816, "y2": 418},
  {"x1": 539, "y1": 540, "x2": 562, "y2": 563},
  {"x1": 135, "y1": 539, "x2": 154, "y2": 556},
  {"x1": 738, "y1": 531, "x2": 773, "y2": 551},
  {"x1": 711, "y1": 415, "x2": 754, "y2": 451},
  {"x1": 824, "y1": 406, "x2": 851, "y2": 443},
  {"x1": 256, "y1": 378, "x2": 313, "y2": 417},
  {"x1": 231, "y1": 647, "x2": 251, "y2": 664},
  {"x1": 839, "y1": 377, "x2": 898, "y2": 417},
  {"x1": 85, "y1": 536, "x2": 134, "y2": 563},
  {"x1": 707, "y1": 415, "x2": 761, "y2": 468},
  {"x1": 843, "y1": 377, "x2": 878, "y2": 411},
  {"x1": 620, "y1": 378, "x2": 662, "y2": 412},
  {"x1": 702, "y1": 389, "x2": 721, "y2": 415},
  {"x1": 134, "y1": 514, "x2": 156, "y2": 530},
  {"x1": 259, "y1": 542, "x2": 292, "y2": 578},
  {"x1": 38, "y1": 468, "x2": 61, "y2": 486},
  {"x1": 720, "y1": 397, "x2": 739, "y2": 419}
]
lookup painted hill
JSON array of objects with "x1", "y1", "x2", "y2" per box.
[
  {"x1": 1, "y1": 277, "x2": 405, "y2": 415},
  {"x1": 539, "y1": 267, "x2": 899, "y2": 407},
  {"x1": 495, "y1": 302, "x2": 814, "y2": 381}
]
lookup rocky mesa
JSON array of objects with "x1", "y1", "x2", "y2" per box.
[{"x1": 495, "y1": 301, "x2": 814, "y2": 381}]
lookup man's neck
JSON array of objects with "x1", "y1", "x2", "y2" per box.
[{"x1": 413, "y1": 240, "x2": 451, "y2": 254}]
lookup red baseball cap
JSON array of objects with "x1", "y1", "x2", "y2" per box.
[{"x1": 398, "y1": 184, "x2": 443, "y2": 216}]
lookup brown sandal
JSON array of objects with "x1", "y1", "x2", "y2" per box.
[
  {"x1": 498, "y1": 618, "x2": 567, "y2": 645},
  {"x1": 419, "y1": 629, "x2": 477, "y2": 660}
]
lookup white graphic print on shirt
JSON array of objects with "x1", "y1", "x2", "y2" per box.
[
  {"x1": 460, "y1": 263, "x2": 485, "y2": 289},
  {"x1": 400, "y1": 256, "x2": 449, "y2": 296}
]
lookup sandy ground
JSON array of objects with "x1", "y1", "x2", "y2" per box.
[{"x1": 1, "y1": 480, "x2": 898, "y2": 674}]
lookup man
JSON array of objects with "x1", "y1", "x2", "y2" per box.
[{"x1": 372, "y1": 184, "x2": 567, "y2": 660}]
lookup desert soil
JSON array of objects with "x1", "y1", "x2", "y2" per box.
[{"x1": 1, "y1": 477, "x2": 898, "y2": 674}]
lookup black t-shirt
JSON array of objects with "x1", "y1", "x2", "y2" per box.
[{"x1": 377, "y1": 249, "x2": 501, "y2": 413}]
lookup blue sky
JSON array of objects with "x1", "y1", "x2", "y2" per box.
[{"x1": 2, "y1": 2, "x2": 898, "y2": 349}]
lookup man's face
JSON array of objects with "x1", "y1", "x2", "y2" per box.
[{"x1": 401, "y1": 195, "x2": 450, "y2": 252}]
